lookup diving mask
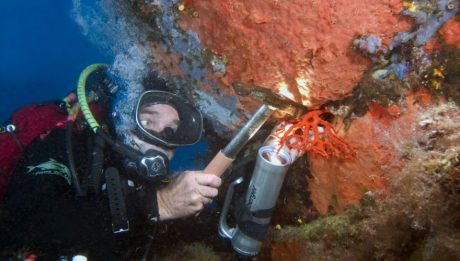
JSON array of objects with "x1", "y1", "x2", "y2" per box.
[{"x1": 135, "y1": 90, "x2": 203, "y2": 148}]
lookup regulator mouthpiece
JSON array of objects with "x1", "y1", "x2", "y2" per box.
[{"x1": 219, "y1": 145, "x2": 292, "y2": 256}]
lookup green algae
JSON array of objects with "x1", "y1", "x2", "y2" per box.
[{"x1": 275, "y1": 206, "x2": 363, "y2": 243}]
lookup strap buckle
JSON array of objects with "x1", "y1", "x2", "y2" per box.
[{"x1": 112, "y1": 220, "x2": 130, "y2": 234}]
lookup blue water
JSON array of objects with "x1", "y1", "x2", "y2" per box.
[
  {"x1": 0, "y1": 0, "x2": 206, "y2": 170},
  {"x1": 0, "y1": 0, "x2": 110, "y2": 122}
]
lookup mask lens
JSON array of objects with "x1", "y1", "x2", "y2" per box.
[
  {"x1": 136, "y1": 91, "x2": 203, "y2": 147},
  {"x1": 137, "y1": 103, "x2": 179, "y2": 144}
]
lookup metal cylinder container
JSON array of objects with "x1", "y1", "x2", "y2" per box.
[{"x1": 219, "y1": 145, "x2": 292, "y2": 256}]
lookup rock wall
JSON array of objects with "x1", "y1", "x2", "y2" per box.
[
  {"x1": 122, "y1": 0, "x2": 460, "y2": 213},
  {"x1": 125, "y1": 0, "x2": 415, "y2": 132}
]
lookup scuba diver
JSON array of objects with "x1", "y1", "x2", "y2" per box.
[{"x1": 0, "y1": 64, "x2": 221, "y2": 260}]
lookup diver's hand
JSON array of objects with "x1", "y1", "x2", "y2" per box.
[{"x1": 157, "y1": 171, "x2": 222, "y2": 221}]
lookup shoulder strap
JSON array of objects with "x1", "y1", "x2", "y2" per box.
[{"x1": 105, "y1": 167, "x2": 130, "y2": 234}]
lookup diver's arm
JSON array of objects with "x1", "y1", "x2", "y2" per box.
[{"x1": 156, "y1": 171, "x2": 221, "y2": 221}]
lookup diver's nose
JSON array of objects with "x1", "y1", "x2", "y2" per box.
[{"x1": 161, "y1": 127, "x2": 175, "y2": 140}]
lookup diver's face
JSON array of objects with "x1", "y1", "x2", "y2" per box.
[
  {"x1": 138, "y1": 104, "x2": 179, "y2": 134},
  {"x1": 129, "y1": 133, "x2": 175, "y2": 159},
  {"x1": 135, "y1": 103, "x2": 180, "y2": 159}
]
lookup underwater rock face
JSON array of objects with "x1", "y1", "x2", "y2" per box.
[
  {"x1": 176, "y1": 0, "x2": 411, "y2": 108},
  {"x1": 127, "y1": 0, "x2": 412, "y2": 132},
  {"x1": 308, "y1": 90, "x2": 460, "y2": 214},
  {"x1": 273, "y1": 138, "x2": 460, "y2": 260},
  {"x1": 440, "y1": 17, "x2": 460, "y2": 48}
]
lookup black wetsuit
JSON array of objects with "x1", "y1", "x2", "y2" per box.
[{"x1": 0, "y1": 127, "x2": 159, "y2": 260}]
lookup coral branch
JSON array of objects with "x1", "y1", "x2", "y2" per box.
[{"x1": 275, "y1": 110, "x2": 353, "y2": 159}]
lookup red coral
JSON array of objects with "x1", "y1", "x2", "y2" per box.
[
  {"x1": 276, "y1": 110, "x2": 353, "y2": 159},
  {"x1": 440, "y1": 17, "x2": 460, "y2": 48}
]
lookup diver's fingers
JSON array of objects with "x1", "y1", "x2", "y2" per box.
[
  {"x1": 193, "y1": 172, "x2": 222, "y2": 188},
  {"x1": 201, "y1": 197, "x2": 212, "y2": 205},
  {"x1": 198, "y1": 186, "x2": 218, "y2": 198}
]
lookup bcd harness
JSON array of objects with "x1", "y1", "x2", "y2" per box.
[{"x1": 61, "y1": 92, "x2": 133, "y2": 234}]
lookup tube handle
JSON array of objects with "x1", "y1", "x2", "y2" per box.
[
  {"x1": 204, "y1": 104, "x2": 273, "y2": 177},
  {"x1": 203, "y1": 150, "x2": 234, "y2": 177},
  {"x1": 219, "y1": 176, "x2": 244, "y2": 239}
]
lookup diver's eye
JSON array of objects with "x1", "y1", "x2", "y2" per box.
[
  {"x1": 161, "y1": 127, "x2": 175, "y2": 140},
  {"x1": 140, "y1": 120, "x2": 149, "y2": 128}
]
